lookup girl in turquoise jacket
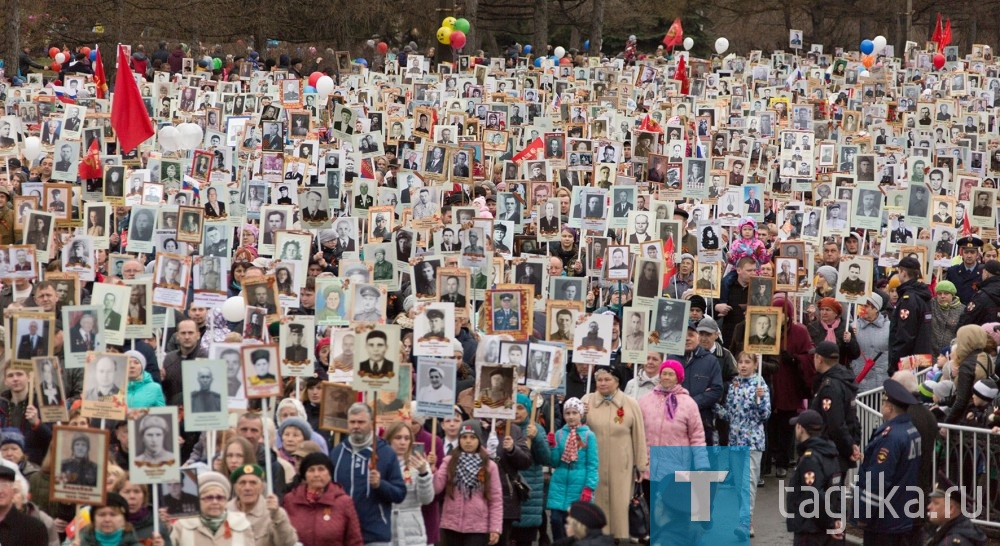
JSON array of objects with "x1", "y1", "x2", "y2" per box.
[{"x1": 545, "y1": 397, "x2": 598, "y2": 541}]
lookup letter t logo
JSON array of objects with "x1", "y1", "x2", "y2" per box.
[{"x1": 675, "y1": 471, "x2": 728, "y2": 521}]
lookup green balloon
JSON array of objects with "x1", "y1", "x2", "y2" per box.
[
  {"x1": 213, "y1": 57, "x2": 222, "y2": 70},
  {"x1": 454, "y1": 18, "x2": 470, "y2": 33}
]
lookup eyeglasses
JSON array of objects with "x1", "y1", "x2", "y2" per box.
[{"x1": 200, "y1": 495, "x2": 227, "y2": 503}]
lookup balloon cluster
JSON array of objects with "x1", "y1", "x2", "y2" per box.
[
  {"x1": 49, "y1": 46, "x2": 68, "y2": 72},
  {"x1": 437, "y1": 16, "x2": 471, "y2": 50}
]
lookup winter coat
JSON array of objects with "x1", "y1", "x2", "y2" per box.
[
  {"x1": 638, "y1": 385, "x2": 707, "y2": 480},
  {"x1": 512, "y1": 421, "x2": 552, "y2": 529},
  {"x1": 624, "y1": 369, "x2": 658, "y2": 400},
  {"x1": 76, "y1": 525, "x2": 142, "y2": 546},
  {"x1": 946, "y1": 326, "x2": 994, "y2": 425},
  {"x1": 24, "y1": 501, "x2": 60, "y2": 546},
  {"x1": 733, "y1": 301, "x2": 815, "y2": 412},
  {"x1": 806, "y1": 318, "x2": 861, "y2": 368},
  {"x1": 546, "y1": 425, "x2": 599, "y2": 512},
  {"x1": 329, "y1": 436, "x2": 406, "y2": 544},
  {"x1": 888, "y1": 279, "x2": 934, "y2": 375},
  {"x1": 283, "y1": 482, "x2": 363, "y2": 546},
  {"x1": 582, "y1": 390, "x2": 649, "y2": 539},
  {"x1": 924, "y1": 514, "x2": 988, "y2": 546},
  {"x1": 127, "y1": 371, "x2": 165, "y2": 408},
  {"x1": 389, "y1": 462, "x2": 434, "y2": 546},
  {"x1": 667, "y1": 346, "x2": 723, "y2": 430},
  {"x1": 851, "y1": 314, "x2": 891, "y2": 393},
  {"x1": 433, "y1": 454, "x2": 504, "y2": 535},
  {"x1": 226, "y1": 495, "x2": 298, "y2": 546},
  {"x1": 931, "y1": 298, "x2": 964, "y2": 354},
  {"x1": 411, "y1": 427, "x2": 443, "y2": 544},
  {"x1": 131, "y1": 52, "x2": 150, "y2": 76},
  {"x1": 167, "y1": 49, "x2": 185, "y2": 74},
  {"x1": 719, "y1": 376, "x2": 771, "y2": 451},
  {"x1": 169, "y1": 511, "x2": 256, "y2": 546},
  {"x1": 484, "y1": 421, "x2": 532, "y2": 522}
]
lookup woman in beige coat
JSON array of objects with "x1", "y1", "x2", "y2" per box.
[
  {"x1": 168, "y1": 471, "x2": 256, "y2": 546},
  {"x1": 582, "y1": 365, "x2": 649, "y2": 541},
  {"x1": 227, "y1": 464, "x2": 298, "y2": 546}
]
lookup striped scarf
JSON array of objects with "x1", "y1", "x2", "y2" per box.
[{"x1": 561, "y1": 426, "x2": 581, "y2": 464}]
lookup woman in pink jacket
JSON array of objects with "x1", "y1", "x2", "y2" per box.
[
  {"x1": 638, "y1": 360, "x2": 706, "y2": 498},
  {"x1": 433, "y1": 419, "x2": 503, "y2": 546}
]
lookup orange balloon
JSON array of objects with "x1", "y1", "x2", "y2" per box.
[{"x1": 862, "y1": 55, "x2": 874, "y2": 69}]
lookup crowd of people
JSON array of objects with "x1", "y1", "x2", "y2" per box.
[{"x1": 0, "y1": 27, "x2": 997, "y2": 546}]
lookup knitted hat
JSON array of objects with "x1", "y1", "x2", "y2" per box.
[
  {"x1": 817, "y1": 297, "x2": 843, "y2": 316},
  {"x1": 278, "y1": 417, "x2": 313, "y2": 440},
  {"x1": 458, "y1": 419, "x2": 485, "y2": 446},
  {"x1": 563, "y1": 397, "x2": 585, "y2": 415},
  {"x1": 198, "y1": 471, "x2": 231, "y2": 497},
  {"x1": 0, "y1": 428, "x2": 24, "y2": 451},
  {"x1": 933, "y1": 380, "x2": 955, "y2": 400},
  {"x1": 298, "y1": 452, "x2": 334, "y2": 481},
  {"x1": 935, "y1": 280, "x2": 958, "y2": 295},
  {"x1": 815, "y1": 266, "x2": 838, "y2": 287},
  {"x1": 101, "y1": 492, "x2": 130, "y2": 516},
  {"x1": 973, "y1": 379, "x2": 999, "y2": 401},
  {"x1": 124, "y1": 350, "x2": 147, "y2": 369},
  {"x1": 688, "y1": 295, "x2": 707, "y2": 312},
  {"x1": 569, "y1": 501, "x2": 608, "y2": 529},
  {"x1": 918, "y1": 379, "x2": 937, "y2": 400},
  {"x1": 516, "y1": 392, "x2": 532, "y2": 415},
  {"x1": 659, "y1": 360, "x2": 685, "y2": 383},
  {"x1": 229, "y1": 464, "x2": 265, "y2": 484}
]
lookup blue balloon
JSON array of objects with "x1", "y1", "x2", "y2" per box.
[
  {"x1": 304, "y1": 85, "x2": 316, "y2": 93},
  {"x1": 356, "y1": 58, "x2": 368, "y2": 67},
  {"x1": 860, "y1": 39, "x2": 874, "y2": 55},
  {"x1": 89, "y1": 50, "x2": 97, "y2": 62},
  {"x1": 524, "y1": 44, "x2": 532, "y2": 54},
  {"x1": 533, "y1": 57, "x2": 542, "y2": 67},
  {"x1": 583, "y1": 40, "x2": 590, "y2": 51}
]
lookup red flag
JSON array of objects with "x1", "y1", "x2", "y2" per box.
[
  {"x1": 78, "y1": 138, "x2": 102, "y2": 180},
  {"x1": 662, "y1": 235, "x2": 677, "y2": 286},
  {"x1": 942, "y1": 19, "x2": 953, "y2": 49},
  {"x1": 512, "y1": 138, "x2": 544, "y2": 163},
  {"x1": 962, "y1": 205, "x2": 972, "y2": 236},
  {"x1": 662, "y1": 18, "x2": 684, "y2": 49},
  {"x1": 931, "y1": 13, "x2": 943, "y2": 46},
  {"x1": 640, "y1": 114, "x2": 663, "y2": 133},
  {"x1": 111, "y1": 45, "x2": 154, "y2": 154},
  {"x1": 675, "y1": 55, "x2": 689, "y2": 95},
  {"x1": 93, "y1": 46, "x2": 107, "y2": 99}
]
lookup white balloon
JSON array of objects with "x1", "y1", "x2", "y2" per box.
[
  {"x1": 366, "y1": 39, "x2": 376, "y2": 48},
  {"x1": 221, "y1": 296, "x2": 246, "y2": 322},
  {"x1": 158, "y1": 126, "x2": 181, "y2": 152},
  {"x1": 714, "y1": 37, "x2": 729, "y2": 55},
  {"x1": 177, "y1": 123, "x2": 204, "y2": 151},
  {"x1": 22, "y1": 136, "x2": 41, "y2": 161},
  {"x1": 554, "y1": 46, "x2": 566, "y2": 59},
  {"x1": 55, "y1": 52, "x2": 66, "y2": 65},
  {"x1": 873, "y1": 35, "x2": 887, "y2": 54},
  {"x1": 683, "y1": 37, "x2": 694, "y2": 51},
  {"x1": 316, "y1": 75, "x2": 335, "y2": 97}
]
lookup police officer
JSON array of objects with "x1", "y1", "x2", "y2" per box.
[
  {"x1": 958, "y1": 259, "x2": 1000, "y2": 329},
  {"x1": 854, "y1": 379, "x2": 923, "y2": 544},
  {"x1": 924, "y1": 478, "x2": 988, "y2": 545},
  {"x1": 945, "y1": 236, "x2": 984, "y2": 305},
  {"x1": 888, "y1": 257, "x2": 933, "y2": 375},
  {"x1": 785, "y1": 409, "x2": 844, "y2": 543},
  {"x1": 809, "y1": 341, "x2": 862, "y2": 473}
]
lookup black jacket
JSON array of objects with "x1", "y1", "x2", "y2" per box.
[
  {"x1": 484, "y1": 421, "x2": 532, "y2": 522},
  {"x1": 810, "y1": 364, "x2": 861, "y2": 472},
  {"x1": 924, "y1": 514, "x2": 987, "y2": 545},
  {"x1": 958, "y1": 274, "x2": 1000, "y2": 329},
  {"x1": 806, "y1": 319, "x2": 861, "y2": 368},
  {"x1": 907, "y1": 402, "x2": 938, "y2": 498},
  {"x1": 888, "y1": 279, "x2": 933, "y2": 375},
  {"x1": 785, "y1": 435, "x2": 842, "y2": 535}
]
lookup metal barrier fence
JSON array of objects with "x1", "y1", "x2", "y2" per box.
[{"x1": 854, "y1": 377, "x2": 1000, "y2": 529}]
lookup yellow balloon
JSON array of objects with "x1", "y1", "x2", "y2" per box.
[
  {"x1": 442, "y1": 17, "x2": 457, "y2": 29},
  {"x1": 437, "y1": 26, "x2": 453, "y2": 45}
]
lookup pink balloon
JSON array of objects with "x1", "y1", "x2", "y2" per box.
[{"x1": 450, "y1": 30, "x2": 466, "y2": 50}]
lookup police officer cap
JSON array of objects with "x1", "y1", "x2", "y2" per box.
[
  {"x1": 956, "y1": 235, "x2": 983, "y2": 250},
  {"x1": 883, "y1": 378, "x2": 918, "y2": 407},
  {"x1": 288, "y1": 323, "x2": 304, "y2": 333},
  {"x1": 426, "y1": 309, "x2": 444, "y2": 320},
  {"x1": 984, "y1": 260, "x2": 1000, "y2": 277},
  {"x1": 810, "y1": 341, "x2": 840, "y2": 360},
  {"x1": 500, "y1": 293, "x2": 513, "y2": 301},
  {"x1": 897, "y1": 256, "x2": 922, "y2": 270},
  {"x1": 789, "y1": 409, "x2": 824, "y2": 432},
  {"x1": 359, "y1": 285, "x2": 380, "y2": 298}
]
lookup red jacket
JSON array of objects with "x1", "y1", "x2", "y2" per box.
[{"x1": 284, "y1": 482, "x2": 364, "y2": 546}]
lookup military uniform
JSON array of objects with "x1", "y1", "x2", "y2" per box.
[
  {"x1": 810, "y1": 344, "x2": 862, "y2": 472},
  {"x1": 190, "y1": 389, "x2": 221, "y2": 412},
  {"x1": 854, "y1": 381, "x2": 923, "y2": 542},
  {"x1": 946, "y1": 237, "x2": 984, "y2": 304},
  {"x1": 888, "y1": 270, "x2": 933, "y2": 375},
  {"x1": 957, "y1": 273, "x2": 1000, "y2": 329},
  {"x1": 373, "y1": 260, "x2": 393, "y2": 280},
  {"x1": 284, "y1": 344, "x2": 308, "y2": 362},
  {"x1": 785, "y1": 433, "x2": 843, "y2": 540},
  {"x1": 60, "y1": 457, "x2": 98, "y2": 486}
]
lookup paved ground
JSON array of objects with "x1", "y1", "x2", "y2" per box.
[{"x1": 749, "y1": 473, "x2": 795, "y2": 545}]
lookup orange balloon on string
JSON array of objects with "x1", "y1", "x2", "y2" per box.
[{"x1": 862, "y1": 55, "x2": 874, "y2": 69}]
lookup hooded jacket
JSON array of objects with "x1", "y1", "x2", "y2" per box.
[
  {"x1": 785, "y1": 435, "x2": 842, "y2": 535},
  {"x1": 546, "y1": 423, "x2": 599, "y2": 512},
  {"x1": 126, "y1": 371, "x2": 165, "y2": 409},
  {"x1": 946, "y1": 326, "x2": 993, "y2": 425},
  {"x1": 932, "y1": 296, "x2": 964, "y2": 353},
  {"x1": 668, "y1": 346, "x2": 723, "y2": 429},
  {"x1": 719, "y1": 375, "x2": 771, "y2": 451},
  {"x1": 167, "y1": 48, "x2": 185, "y2": 74},
  {"x1": 888, "y1": 278, "x2": 933, "y2": 375},
  {"x1": 958, "y1": 274, "x2": 1000, "y2": 328},
  {"x1": 329, "y1": 435, "x2": 406, "y2": 544},
  {"x1": 810, "y1": 364, "x2": 861, "y2": 471},
  {"x1": 131, "y1": 51, "x2": 149, "y2": 77}
]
